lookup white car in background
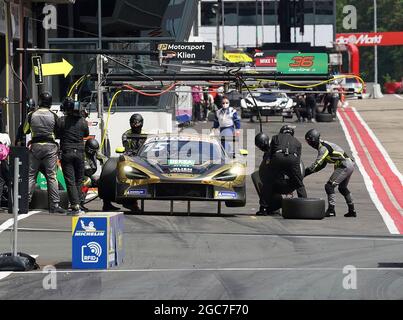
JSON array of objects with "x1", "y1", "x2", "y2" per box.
[
  {"x1": 329, "y1": 75, "x2": 364, "y2": 99},
  {"x1": 240, "y1": 91, "x2": 294, "y2": 121}
]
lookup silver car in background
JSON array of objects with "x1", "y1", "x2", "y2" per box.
[{"x1": 240, "y1": 91, "x2": 295, "y2": 122}]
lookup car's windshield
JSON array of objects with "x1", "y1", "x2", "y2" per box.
[
  {"x1": 138, "y1": 139, "x2": 224, "y2": 165},
  {"x1": 253, "y1": 92, "x2": 282, "y2": 99}
]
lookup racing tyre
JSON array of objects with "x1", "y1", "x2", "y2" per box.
[
  {"x1": 316, "y1": 113, "x2": 334, "y2": 122},
  {"x1": 282, "y1": 198, "x2": 325, "y2": 220},
  {"x1": 30, "y1": 189, "x2": 69, "y2": 210},
  {"x1": 98, "y1": 157, "x2": 118, "y2": 202}
]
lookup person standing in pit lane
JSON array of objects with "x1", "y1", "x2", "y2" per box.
[
  {"x1": 24, "y1": 91, "x2": 66, "y2": 214},
  {"x1": 0, "y1": 133, "x2": 10, "y2": 211},
  {"x1": 212, "y1": 96, "x2": 241, "y2": 155},
  {"x1": 121, "y1": 113, "x2": 147, "y2": 213},
  {"x1": 57, "y1": 97, "x2": 89, "y2": 215},
  {"x1": 258, "y1": 125, "x2": 307, "y2": 215},
  {"x1": 254, "y1": 132, "x2": 271, "y2": 215},
  {"x1": 304, "y1": 128, "x2": 357, "y2": 217}
]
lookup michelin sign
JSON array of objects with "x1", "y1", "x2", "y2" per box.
[
  {"x1": 158, "y1": 42, "x2": 212, "y2": 61},
  {"x1": 72, "y1": 213, "x2": 124, "y2": 269}
]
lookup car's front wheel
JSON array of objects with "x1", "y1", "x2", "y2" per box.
[{"x1": 98, "y1": 157, "x2": 119, "y2": 202}]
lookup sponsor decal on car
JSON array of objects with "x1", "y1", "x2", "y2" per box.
[
  {"x1": 215, "y1": 191, "x2": 237, "y2": 199},
  {"x1": 167, "y1": 159, "x2": 195, "y2": 167},
  {"x1": 127, "y1": 189, "x2": 147, "y2": 196},
  {"x1": 169, "y1": 167, "x2": 193, "y2": 173}
]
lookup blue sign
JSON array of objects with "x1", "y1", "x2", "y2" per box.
[
  {"x1": 127, "y1": 188, "x2": 147, "y2": 196},
  {"x1": 72, "y1": 217, "x2": 108, "y2": 269},
  {"x1": 216, "y1": 191, "x2": 237, "y2": 199}
]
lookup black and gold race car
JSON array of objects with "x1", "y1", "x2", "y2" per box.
[{"x1": 98, "y1": 133, "x2": 247, "y2": 209}]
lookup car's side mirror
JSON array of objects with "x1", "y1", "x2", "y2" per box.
[
  {"x1": 115, "y1": 146, "x2": 125, "y2": 153},
  {"x1": 239, "y1": 149, "x2": 248, "y2": 156}
]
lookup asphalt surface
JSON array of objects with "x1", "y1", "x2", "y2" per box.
[
  {"x1": 0, "y1": 98, "x2": 402, "y2": 300},
  {"x1": 349, "y1": 94, "x2": 403, "y2": 174}
]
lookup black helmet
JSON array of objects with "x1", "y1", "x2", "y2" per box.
[
  {"x1": 305, "y1": 128, "x2": 321, "y2": 149},
  {"x1": 61, "y1": 96, "x2": 75, "y2": 113},
  {"x1": 26, "y1": 98, "x2": 36, "y2": 111},
  {"x1": 130, "y1": 113, "x2": 143, "y2": 128},
  {"x1": 38, "y1": 91, "x2": 52, "y2": 108},
  {"x1": 255, "y1": 132, "x2": 270, "y2": 152},
  {"x1": 85, "y1": 138, "x2": 99, "y2": 155},
  {"x1": 280, "y1": 125, "x2": 295, "y2": 136}
]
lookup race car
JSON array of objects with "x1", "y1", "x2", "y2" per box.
[
  {"x1": 240, "y1": 91, "x2": 294, "y2": 121},
  {"x1": 98, "y1": 133, "x2": 247, "y2": 209}
]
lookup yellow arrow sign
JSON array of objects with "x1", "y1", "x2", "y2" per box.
[{"x1": 42, "y1": 58, "x2": 73, "y2": 77}]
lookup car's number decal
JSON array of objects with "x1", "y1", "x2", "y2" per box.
[{"x1": 143, "y1": 142, "x2": 169, "y2": 153}]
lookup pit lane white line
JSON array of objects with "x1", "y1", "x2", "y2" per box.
[
  {"x1": 394, "y1": 94, "x2": 403, "y2": 100},
  {"x1": 0, "y1": 273, "x2": 11, "y2": 281},
  {"x1": 0, "y1": 212, "x2": 39, "y2": 281},
  {"x1": 0, "y1": 211, "x2": 41, "y2": 234},
  {"x1": 6, "y1": 227, "x2": 403, "y2": 241},
  {"x1": 6, "y1": 267, "x2": 403, "y2": 275}
]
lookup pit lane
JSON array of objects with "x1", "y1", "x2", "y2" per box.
[{"x1": 0, "y1": 98, "x2": 402, "y2": 299}]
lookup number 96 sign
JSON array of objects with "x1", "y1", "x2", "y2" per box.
[{"x1": 277, "y1": 53, "x2": 328, "y2": 74}]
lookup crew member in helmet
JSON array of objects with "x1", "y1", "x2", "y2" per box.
[
  {"x1": 24, "y1": 91, "x2": 67, "y2": 214},
  {"x1": 122, "y1": 113, "x2": 146, "y2": 155},
  {"x1": 57, "y1": 96, "x2": 89, "y2": 215},
  {"x1": 82, "y1": 138, "x2": 119, "y2": 211},
  {"x1": 254, "y1": 132, "x2": 271, "y2": 215},
  {"x1": 260, "y1": 125, "x2": 307, "y2": 215},
  {"x1": 16, "y1": 98, "x2": 36, "y2": 146},
  {"x1": 304, "y1": 128, "x2": 356, "y2": 217},
  {"x1": 121, "y1": 113, "x2": 147, "y2": 213}
]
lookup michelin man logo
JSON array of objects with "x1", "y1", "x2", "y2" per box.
[
  {"x1": 81, "y1": 220, "x2": 96, "y2": 231},
  {"x1": 81, "y1": 242, "x2": 102, "y2": 263}
]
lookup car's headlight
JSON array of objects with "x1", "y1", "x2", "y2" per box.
[
  {"x1": 213, "y1": 165, "x2": 244, "y2": 181},
  {"x1": 123, "y1": 165, "x2": 149, "y2": 179}
]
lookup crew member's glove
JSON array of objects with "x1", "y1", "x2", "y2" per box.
[{"x1": 304, "y1": 167, "x2": 314, "y2": 177}]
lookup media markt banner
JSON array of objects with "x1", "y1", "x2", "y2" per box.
[
  {"x1": 277, "y1": 53, "x2": 328, "y2": 74},
  {"x1": 72, "y1": 213, "x2": 124, "y2": 269}
]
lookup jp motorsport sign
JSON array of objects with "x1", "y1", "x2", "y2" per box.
[
  {"x1": 158, "y1": 42, "x2": 212, "y2": 61},
  {"x1": 336, "y1": 32, "x2": 403, "y2": 47},
  {"x1": 277, "y1": 53, "x2": 328, "y2": 74}
]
